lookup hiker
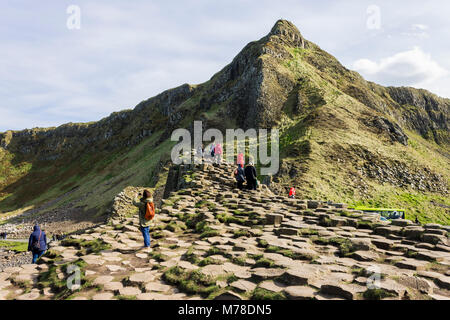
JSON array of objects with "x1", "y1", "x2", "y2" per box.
[
  {"x1": 289, "y1": 187, "x2": 296, "y2": 199},
  {"x1": 244, "y1": 162, "x2": 258, "y2": 190},
  {"x1": 196, "y1": 144, "x2": 204, "y2": 161},
  {"x1": 215, "y1": 143, "x2": 223, "y2": 164},
  {"x1": 237, "y1": 152, "x2": 245, "y2": 167},
  {"x1": 28, "y1": 224, "x2": 47, "y2": 264},
  {"x1": 415, "y1": 216, "x2": 420, "y2": 224},
  {"x1": 133, "y1": 190, "x2": 155, "y2": 251},
  {"x1": 210, "y1": 143, "x2": 216, "y2": 162},
  {"x1": 234, "y1": 164, "x2": 246, "y2": 190}
]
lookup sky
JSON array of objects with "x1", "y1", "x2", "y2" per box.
[{"x1": 1, "y1": 0, "x2": 449, "y2": 131}]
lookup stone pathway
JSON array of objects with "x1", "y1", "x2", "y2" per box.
[{"x1": 0, "y1": 162, "x2": 448, "y2": 300}]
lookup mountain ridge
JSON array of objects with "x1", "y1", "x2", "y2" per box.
[{"x1": 0, "y1": 19, "x2": 448, "y2": 232}]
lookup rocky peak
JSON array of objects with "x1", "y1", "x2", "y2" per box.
[{"x1": 268, "y1": 19, "x2": 306, "y2": 48}]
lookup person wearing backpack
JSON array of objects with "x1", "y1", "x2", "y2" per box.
[
  {"x1": 27, "y1": 224, "x2": 47, "y2": 264},
  {"x1": 234, "y1": 164, "x2": 246, "y2": 190},
  {"x1": 133, "y1": 190, "x2": 155, "y2": 251}
]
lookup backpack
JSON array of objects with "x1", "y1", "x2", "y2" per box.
[
  {"x1": 32, "y1": 231, "x2": 42, "y2": 251},
  {"x1": 144, "y1": 201, "x2": 155, "y2": 221}
]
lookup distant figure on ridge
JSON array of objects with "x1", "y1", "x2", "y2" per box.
[
  {"x1": 210, "y1": 143, "x2": 216, "y2": 162},
  {"x1": 28, "y1": 224, "x2": 47, "y2": 264},
  {"x1": 289, "y1": 187, "x2": 296, "y2": 199},
  {"x1": 234, "y1": 164, "x2": 246, "y2": 190},
  {"x1": 245, "y1": 162, "x2": 258, "y2": 191},
  {"x1": 133, "y1": 190, "x2": 155, "y2": 252},
  {"x1": 215, "y1": 143, "x2": 223, "y2": 164}
]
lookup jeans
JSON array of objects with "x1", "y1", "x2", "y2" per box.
[
  {"x1": 140, "y1": 226, "x2": 151, "y2": 247},
  {"x1": 32, "y1": 250, "x2": 45, "y2": 264}
]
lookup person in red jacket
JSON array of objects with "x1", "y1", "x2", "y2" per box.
[
  {"x1": 289, "y1": 187, "x2": 296, "y2": 199},
  {"x1": 237, "y1": 152, "x2": 245, "y2": 167}
]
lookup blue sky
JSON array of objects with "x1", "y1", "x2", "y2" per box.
[{"x1": 1, "y1": 0, "x2": 449, "y2": 131}]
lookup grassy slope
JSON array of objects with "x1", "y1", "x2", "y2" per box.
[
  {"x1": 275, "y1": 46, "x2": 450, "y2": 225},
  {"x1": 0, "y1": 130, "x2": 176, "y2": 220}
]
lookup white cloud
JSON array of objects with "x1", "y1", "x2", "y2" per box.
[{"x1": 353, "y1": 47, "x2": 448, "y2": 87}]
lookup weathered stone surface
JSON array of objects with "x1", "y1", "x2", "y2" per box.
[
  {"x1": 200, "y1": 265, "x2": 227, "y2": 277},
  {"x1": 320, "y1": 282, "x2": 365, "y2": 300},
  {"x1": 394, "y1": 259, "x2": 428, "y2": 271},
  {"x1": 104, "y1": 282, "x2": 123, "y2": 292},
  {"x1": 350, "y1": 251, "x2": 379, "y2": 262},
  {"x1": 16, "y1": 292, "x2": 40, "y2": 300},
  {"x1": 93, "y1": 276, "x2": 114, "y2": 286},
  {"x1": 213, "y1": 291, "x2": 243, "y2": 300},
  {"x1": 266, "y1": 214, "x2": 283, "y2": 226},
  {"x1": 280, "y1": 269, "x2": 311, "y2": 286},
  {"x1": 283, "y1": 286, "x2": 316, "y2": 300},
  {"x1": 252, "y1": 268, "x2": 285, "y2": 281},
  {"x1": 119, "y1": 287, "x2": 141, "y2": 296},
  {"x1": 145, "y1": 282, "x2": 172, "y2": 293},
  {"x1": 258, "y1": 280, "x2": 286, "y2": 293},
  {"x1": 230, "y1": 280, "x2": 257, "y2": 293},
  {"x1": 129, "y1": 272, "x2": 155, "y2": 285},
  {"x1": 435, "y1": 276, "x2": 450, "y2": 290},
  {"x1": 92, "y1": 292, "x2": 114, "y2": 300}
]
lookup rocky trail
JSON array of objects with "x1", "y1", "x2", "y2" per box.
[{"x1": 0, "y1": 162, "x2": 449, "y2": 300}]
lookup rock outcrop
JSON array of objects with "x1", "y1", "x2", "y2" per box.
[{"x1": 0, "y1": 162, "x2": 448, "y2": 300}]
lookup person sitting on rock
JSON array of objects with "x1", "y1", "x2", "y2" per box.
[
  {"x1": 234, "y1": 164, "x2": 246, "y2": 190},
  {"x1": 289, "y1": 187, "x2": 296, "y2": 199},
  {"x1": 244, "y1": 162, "x2": 258, "y2": 190},
  {"x1": 133, "y1": 190, "x2": 155, "y2": 252},
  {"x1": 28, "y1": 224, "x2": 47, "y2": 264}
]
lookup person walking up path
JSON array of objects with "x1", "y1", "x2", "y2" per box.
[
  {"x1": 234, "y1": 164, "x2": 246, "y2": 190},
  {"x1": 28, "y1": 224, "x2": 47, "y2": 264},
  {"x1": 133, "y1": 190, "x2": 155, "y2": 252},
  {"x1": 244, "y1": 162, "x2": 258, "y2": 190}
]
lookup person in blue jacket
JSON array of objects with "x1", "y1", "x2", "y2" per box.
[{"x1": 28, "y1": 224, "x2": 47, "y2": 264}]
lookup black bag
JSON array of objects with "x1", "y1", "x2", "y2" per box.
[{"x1": 32, "y1": 231, "x2": 42, "y2": 251}]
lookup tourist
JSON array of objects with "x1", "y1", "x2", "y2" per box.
[
  {"x1": 196, "y1": 143, "x2": 204, "y2": 161},
  {"x1": 133, "y1": 190, "x2": 155, "y2": 251},
  {"x1": 215, "y1": 143, "x2": 223, "y2": 164},
  {"x1": 237, "y1": 152, "x2": 245, "y2": 168},
  {"x1": 210, "y1": 143, "x2": 216, "y2": 162},
  {"x1": 289, "y1": 187, "x2": 296, "y2": 199},
  {"x1": 28, "y1": 224, "x2": 47, "y2": 264},
  {"x1": 244, "y1": 162, "x2": 258, "y2": 190},
  {"x1": 234, "y1": 164, "x2": 246, "y2": 190}
]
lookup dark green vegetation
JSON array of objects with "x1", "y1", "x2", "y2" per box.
[
  {"x1": 60, "y1": 238, "x2": 111, "y2": 255},
  {"x1": 0, "y1": 19, "x2": 448, "y2": 227},
  {"x1": 0, "y1": 240, "x2": 28, "y2": 252},
  {"x1": 37, "y1": 259, "x2": 93, "y2": 300},
  {"x1": 162, "y1": 266, "x2": 219, "y2": 298}
]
